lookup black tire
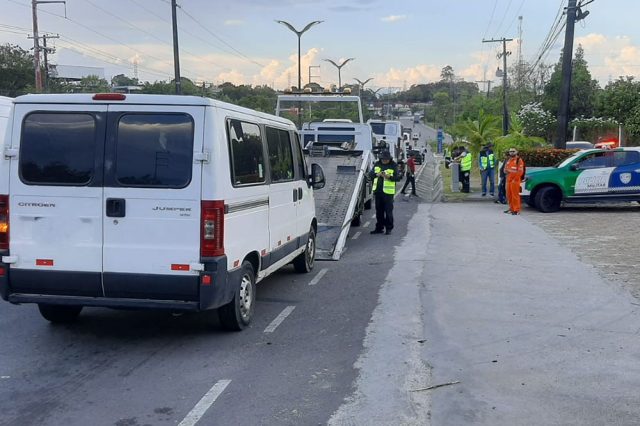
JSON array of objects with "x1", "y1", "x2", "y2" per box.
[
  {"x1": 218, "y1": 261, "x2": 256, "y2": 331},
  {"x1": 535, "y1": 186, "x2": 562, "y2": 213},
  {"x1": 293, "y1": 227, "x2": 316, "y2": 273},
  {"x1": 525, "y1": 197, "x2": 536, "y2": 208},
  {"x1": 38, "y1": 304, "x2": 82, "y2": 323},
  {"x1": 364, "y1": 198, "x2": 372, "y2": 210}
]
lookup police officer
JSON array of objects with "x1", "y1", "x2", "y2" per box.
[
  {"x1": 370, "y1": 150, "x2": 398, "y2": 235},
  {"x1": 454, "y1": 147, "x2": 472, "y2": 193}
]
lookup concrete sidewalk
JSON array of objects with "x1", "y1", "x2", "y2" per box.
[{"x1": 423, "y1": 202, "x2": 640, "y2": 425}]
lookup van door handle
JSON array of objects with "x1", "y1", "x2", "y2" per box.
[
  {"x1": 106, "y1": 198, "x2": 126, "y2": 218},
  {"x1": 298, "y1": 188, "x2": 303, "y2": 200},
  {"x1": 293, "y1": 189, "x2": 298, "y2": 202}
]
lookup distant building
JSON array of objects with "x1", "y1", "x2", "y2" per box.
[
  {"x1": 49, "y1": 65, "x2": 106, "y2": 81},
  {"x1": 112, "y1": 85, "x2": 143, "y2": 94}
]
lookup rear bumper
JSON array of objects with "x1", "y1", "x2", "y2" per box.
[{"x1": 1, "y1": 256, "x2": 234, "y2": 311}]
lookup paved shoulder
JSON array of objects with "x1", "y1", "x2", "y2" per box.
[
  {"x1": 423, "y1": 202, "x2": 640, "y2": 425},
  {"x1": 329, "y1": 204, "x2": 432, "y2": 425}
]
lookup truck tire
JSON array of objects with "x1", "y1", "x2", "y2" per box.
[
  {"x1": 535, "y1": 186, "x2": 562, "y2": 213},
  {"x1": 218, "y1": 261, "x2": 255, "y2": 331},
  {"x1": 38, "y1": 304, "x2": 83, "y2": 323},
  {"x1": 293, "y1": 227, "x2": 316, "y2": 273}
]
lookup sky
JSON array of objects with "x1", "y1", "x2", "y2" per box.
[{"x1": 0, "y1": 0, "x2": 636, "y2": 91}]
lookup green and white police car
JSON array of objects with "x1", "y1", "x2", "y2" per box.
[{"x1": 523, "y1": 147, "x2": 640, "y2": 213}]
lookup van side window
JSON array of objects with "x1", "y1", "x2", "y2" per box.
[
  {"x1": 293, "y1": 132, "x2": 307, "y2": 179},
  {"x1": 115, "y1": 114, "x2": 194, "y2": 188},
  {"x1": 227, "y1": 119, "x2": 266, "y2": 186},
  {"x1": 20, "y1": 112, "x2": 96, "y2": 186},
  {"x1": 266, "y1": 127, "x2": 295, "y2": 183}
]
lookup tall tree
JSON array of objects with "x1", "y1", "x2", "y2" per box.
[
  {"x1": 0, "y1": 44, "x2": 35, "y2": 97},
  {"x1": 543, "y1": 45, "x2": 599, "y2": 120}
]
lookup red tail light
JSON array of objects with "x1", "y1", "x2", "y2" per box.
[
  {"x1": 201, "y1": 200, "x2": 225, "y2": 258},
  {"x1": 0, "y1": 195, "x2": 8, "y2": 251},
  {"x1": 93, "y1": 93, "x2": 126, "y2": 101}
]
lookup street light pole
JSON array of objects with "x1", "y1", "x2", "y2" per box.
[
  {"x1": 276, "y1": 20, "x2": 323, "y2": 90},
  {"x1": 324, "y1": 58, "x2": 355, "y2": 90},
  {"x1": 354, "y1": 78, "x2": 373, "y2": 96}
]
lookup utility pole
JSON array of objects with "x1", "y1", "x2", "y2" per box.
[
  {"x1": 31, "y1": 0, "x2": 65, "y2": 92},
  {"x1": 171, "y1": 0, "x2": 182, "y2": 95},
  {"x1": 42, "y1": 34, "x2": 58, "y2": 92},
  {"x1": 483, "y1": 37, "x2": 513, "y2": 135},
  {"x1": 476, "y1": 79, "x2": 492, "y2": 97},
  {"x1": 556, "y1": 0, "x2": 591, "y2": 148}
]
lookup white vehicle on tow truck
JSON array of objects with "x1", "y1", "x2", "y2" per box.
[{"x1": 276, "y1": 92, "x2": 374, "y2": 260}]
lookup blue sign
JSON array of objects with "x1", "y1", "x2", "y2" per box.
[{"x1": 437, "y1": 128, "x2": 444, "y2": 154}]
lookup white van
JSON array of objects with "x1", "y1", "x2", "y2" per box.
[
  {"x1": 367, "y1": 119, "x2": 403, "y2": 161},
  {"x1": 0, "y1": 93, "x2": 325, "y2": 330}
]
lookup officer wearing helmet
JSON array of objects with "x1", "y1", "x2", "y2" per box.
[{"x1": 369, "y1": 150, "x2": 398, "y2": 235}]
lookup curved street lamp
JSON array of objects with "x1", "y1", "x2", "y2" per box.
[
  {"x1": 324, "y1": 58, "x2": 355, "y2": 90},
  {"x1": 354, "y1": 77, "x2": 373, "y2": 95},
  {"x1": 276, "y1": 20, "x2": 323, "y2": 90}
]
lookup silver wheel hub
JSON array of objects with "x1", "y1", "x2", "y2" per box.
[
  {"x1": 239, "y1": 274, "x2": 252, "y2": 320},
  {"x1": 307, "y1": 234, "x2": 315, "y2": 267}
]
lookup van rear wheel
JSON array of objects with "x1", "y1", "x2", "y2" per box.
[
  {"x1": 218, "y1": 261, "x2": 255, "y2": 331},
  {"x1": 38, "y1": 304, "x2": 83, "y2": 323},
  {"x1": 293, "y1": 227, "x2": 316, "y2": 273}
]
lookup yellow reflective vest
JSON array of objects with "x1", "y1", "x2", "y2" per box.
[
  {"x1": 373, "y1": 164, "x2": 396, "y2": 195},
  {"x1": 461, "y1": 152, "x2": 472, "y2": 172}
]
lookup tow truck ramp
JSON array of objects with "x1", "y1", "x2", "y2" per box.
[{"x1": 309, "y1": 150, "x2": 373, "y2": 260}]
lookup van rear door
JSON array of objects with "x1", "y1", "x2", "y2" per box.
[
  {"x1": 101, "y1": 105, "x2": 204, "y2": 301},
  {"x1": 9, "y1": 104, "x2": 106, "y2": 296}
]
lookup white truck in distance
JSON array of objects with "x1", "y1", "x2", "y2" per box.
[{"x1": 276, "y1": 94, "x2": 374, "y2": 260}]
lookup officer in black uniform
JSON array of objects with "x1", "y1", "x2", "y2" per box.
[{"x1": 369, "y1": 150, "x2": 398, "y2": 235}]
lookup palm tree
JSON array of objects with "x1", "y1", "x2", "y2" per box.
[{"x1": 454, "y1": 111, "x2": 501, "y2": 160}]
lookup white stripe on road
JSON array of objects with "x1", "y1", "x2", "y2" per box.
[
  {"x1": 264, "y1": 306, "x2": 296, "y2": 333},
  {"x1": 363, "y1": 221, "x2": 371, "y2": 228},
  {"x1": 352, "y1": 231, "x2": 362, "y2": 240},
  {"x1": 371, "y1": 214, "x2": 376, "y2": 219},
  {"x1": 178, "y1": 380, "x2": 232, "y2": 426},
  {"x1": 308, "y1": 268, "x2": 328, "y2": 286}
]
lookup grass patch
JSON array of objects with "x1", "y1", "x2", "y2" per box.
[{"x1": 440, "y1": 163, "x2": 480, "y2": 202}]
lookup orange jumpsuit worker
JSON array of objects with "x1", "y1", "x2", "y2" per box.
[{"x1": 504, "y1": 148, "x2": 525, "y2": 215}]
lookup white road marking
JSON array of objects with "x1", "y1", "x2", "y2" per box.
[
  {"x1": 363, "y1": 221, "x2": 371, "y2": 228},
  {"x1": 371, "y1": 214, "x2": 376, "y2": 219},
  {"x1": 352, "y1": 231, "x2": 362, "y2": 240},
  {"x1": 264, "y1": 306, "x2": 296, "y2": 333},
  {"x1": 178, "y1": 380, "x2": 232, "y2": 426},
  {"x1": 308, "y1": 268, "x2": 328, "y2": 286}
]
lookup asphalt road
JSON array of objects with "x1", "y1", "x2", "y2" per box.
[
  {"x1": 399, "y1": 117, "x2": 453, "y2": 148},
  {"x1": 0, "y1": 195, "x2": 421, "y2": 426}
]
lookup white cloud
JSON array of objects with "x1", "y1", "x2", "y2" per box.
[
  {"x1": 373, "y1": 64, "x2": 442, "y2": 87},
  {"x1": 381, "y1": 15, "x2": 406, "y2": 23},
  {"x1": 575, "y1": 33, "x2": 640, "y2": 83}
]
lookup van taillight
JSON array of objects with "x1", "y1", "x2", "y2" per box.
[
  {"x1": 201, "y1": 200, "x2": 224, "y2": 258},
  {"x1": 0, "y1": 195, "x2": 8, "y2": 251}
]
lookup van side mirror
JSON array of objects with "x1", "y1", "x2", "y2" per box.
[{"x1": 309, "y1": 163, "x2": 325, "y2": 190}]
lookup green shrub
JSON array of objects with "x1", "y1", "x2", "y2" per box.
[{"x1": 500, "y1": 148, "x2": 579, "y2": 167}]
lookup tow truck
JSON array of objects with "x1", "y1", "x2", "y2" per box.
[{"x1": 276, "y1": 91, "x2": 375, "y2": 260}]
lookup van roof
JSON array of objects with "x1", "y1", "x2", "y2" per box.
[{"x1": 14, "y1": 94, "x2": 294, "y2": 126}]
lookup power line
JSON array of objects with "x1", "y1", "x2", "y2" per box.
[
  {"x1": 177, "y1": 4, "x2": 265, "y2": 68},
  {"x1": 482, "y1": 0, "x2": 499, "y2": 40},
  {"x1": 492, "y1": 0, "x2": 514, "y2": 38},
  {"x1": 82, "y1": 0, "x2": 220, "y2": 77},
  {"x1": 503, "y1": 0, "x2": 527, "y2": 35}
]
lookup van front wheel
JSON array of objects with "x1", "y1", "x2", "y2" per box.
[
  {"x1": 219, "y1": 261, "x2": 256, "y2": 331},
  {"x1": 38, "y1": 304, "x2": 83, "y2": 323},
  {"x1": 293, "y1": 227, "x2": 316, "y2": 273}
]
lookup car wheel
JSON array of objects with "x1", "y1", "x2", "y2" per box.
[
  {"x1": 293, "y1": 227, "x2": 316, "y2": 273},
  {"x1": 218, "y1": 261, "x2": 256, "y2": 331},
  {"x1": 535, "y1": 186, "x2": 561, "y2": 213},
  {"x1": 525, "y1": 197, "x2": 536, "y2": 208},
  {"x1": 38, "y1": 304, "x2": 83, "y2": 323}
]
